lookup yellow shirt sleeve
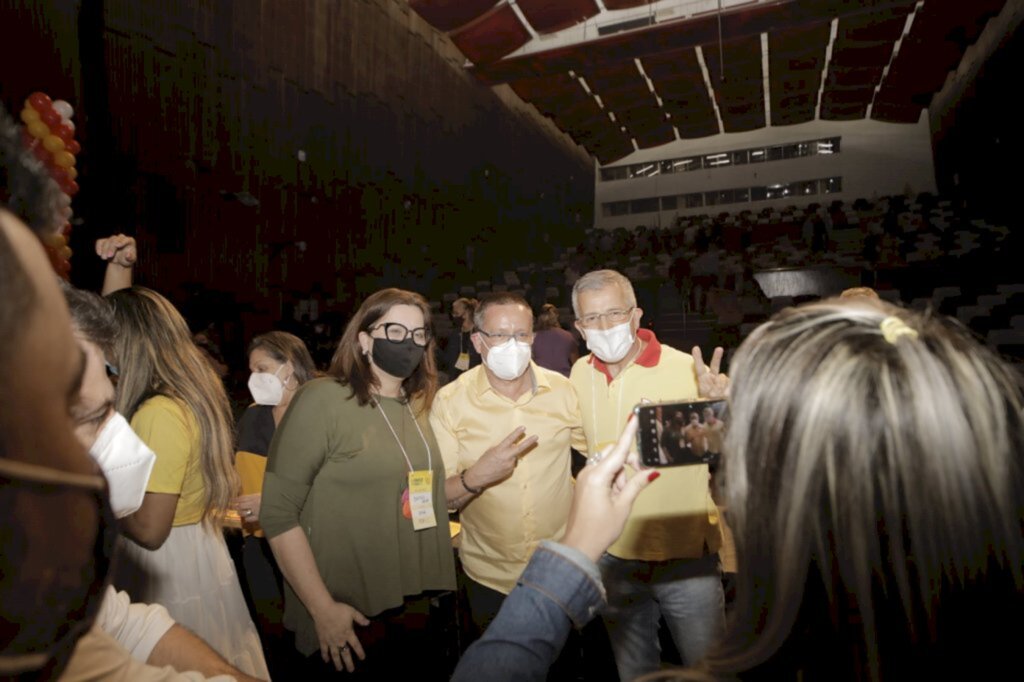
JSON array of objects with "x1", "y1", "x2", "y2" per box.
[
  {"x1": 566, "y1": 382, "x2": 588, "y2": 455},
  {"x1": 428, "y1": 388, "x2": 461, "y2": 478},
  {"x1": 130, "y1": 396, "x2": 193, "y2": 495}
]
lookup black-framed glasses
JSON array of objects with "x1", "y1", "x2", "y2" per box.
[
  {"x1": 369, "y1": 322, "x2": 432, "y2": 347},
  {"x1": 577, "y1": 307, "x2": 635, "y2": 328},
  {"x1": 476, "y1": 329, "x2": 535, "y2": 344}
]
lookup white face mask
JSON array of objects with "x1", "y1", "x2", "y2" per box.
[
  {"x1": 248, "y1": 365, "x2": 287, "y2": 405},
  {"x1": 88, "y1": 412, "x2": 157, "y2": 518},
  {"x1": 482, "y1": 337, "x2": 533, "y2": 381},
  {"x1": 584, "y1": 321, "x2": 635, "y2": 363}
]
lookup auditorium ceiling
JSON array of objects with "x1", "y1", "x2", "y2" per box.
[{"x1": 408, "y1": 0, "x2": 1009, "y2": 164}]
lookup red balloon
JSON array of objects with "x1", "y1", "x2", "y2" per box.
[
  {"x1": 62, "y1": 223, "x2": 73, "y2": 237},
  {"x1": 50, "y1": 167, "x2": 69, "y2": 184},
  {"x1": 66, "y1": 139, "x2": 81, "y2": 155},
  {"x1": 31, "y1": 144, "x2": 49, "y2": 163},
  {"x1": 54, "y1": 124, "x2": 75, "y2": 145},
  {"x1": 63, "y1": 180, "x2": 80, "y2": 196},
  {"x1": 41, "y1": 108, "x2": 62, "y2": 129},
  {"x1": 28, "y1": 92, "x2": 52, "y2": 112},
  {"x1": 20, "y1": 128, "x2": 37, "y2": 149}
]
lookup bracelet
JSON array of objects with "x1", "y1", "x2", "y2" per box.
[{"x1": 460, "y1": 469, "x2": 483, "y2": 495}]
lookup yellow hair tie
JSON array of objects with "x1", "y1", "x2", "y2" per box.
[{"x1": 880, "y1": 316, "x2": 918, "y2": 344}]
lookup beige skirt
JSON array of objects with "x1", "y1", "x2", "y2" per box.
[{"x1": 115, "y1": 523, "x2": 269, "y2": 679}]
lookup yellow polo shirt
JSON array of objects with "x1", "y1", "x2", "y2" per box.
[
  {"x1": 570, "y1": 330, "x2": 722, "y2": 561},
  {"x1": 430, "y1": 362, "x2": 586, "y2": 594}
]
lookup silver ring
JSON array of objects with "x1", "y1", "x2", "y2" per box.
[
  {"x1": 587, "y1": 453, "x2": 604, "y2": 466},
  {"x1": 245, "y1": 510, "x2": 253, "y2": 517}
]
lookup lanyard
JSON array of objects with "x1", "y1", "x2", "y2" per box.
[{"x1": 375, "y1": 397, "x2": 432, "y2": 473}]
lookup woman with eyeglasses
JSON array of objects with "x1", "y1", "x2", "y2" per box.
[{"x1": 260, "y1": 288, "x2": 456, "y2": 679}]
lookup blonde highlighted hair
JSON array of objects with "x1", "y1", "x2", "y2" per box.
[
  {"x1": 646, "y1": 298, "x2": 1024, "y2": 680},
  {"x1": 107, "y1": 287, "x2": 238, "y2": 525}
]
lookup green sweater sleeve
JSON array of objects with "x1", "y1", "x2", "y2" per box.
[{"x1": 260, "y1": 378, "x2": 341, "y2": 538}]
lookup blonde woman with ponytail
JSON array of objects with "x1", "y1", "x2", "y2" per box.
[
  {"x1": 648, "y1": 299, "x2": 1024, "y2": 681},
  {"x1": 108, "y1": 286, "x2": 268, "y2": 679}
]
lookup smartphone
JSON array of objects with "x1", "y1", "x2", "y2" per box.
[{"x1": 634, "y1": 399, "x2": 728, "y2": 468}]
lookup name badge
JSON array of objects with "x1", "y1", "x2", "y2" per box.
[
  {"x1": 455, "y1": 352, "x2": 470, "y2": 371},
  {"x1": 408, "y1": 470, "x2": 437, "y2": 531}
]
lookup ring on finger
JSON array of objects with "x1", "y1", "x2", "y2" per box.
[{"x1": 586, "y1": 453, "x2": 603, "y2": 466}]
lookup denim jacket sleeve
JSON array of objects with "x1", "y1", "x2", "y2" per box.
[{"x1": 452, "y1": 541, "x2": 606, "y2": 682}]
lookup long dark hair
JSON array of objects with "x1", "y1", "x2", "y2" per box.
[{"x1": 328, "y1": 288, "x2": 438, "y2": 413}]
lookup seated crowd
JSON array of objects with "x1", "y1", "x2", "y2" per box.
[{"x1": 2, "y1": 101, "x2": 1023, "y2": 682}]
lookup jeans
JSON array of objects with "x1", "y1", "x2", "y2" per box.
[{"x1": 599, "y1": 553, "x2": 725, "y2": 680}]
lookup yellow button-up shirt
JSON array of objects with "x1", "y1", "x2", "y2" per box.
[
  {"x1": 570, "y1": 330, "x2": 722, "y2": 561},
  {"x1": 430, "y1": 362, "x2": 586, "y2": 594}
]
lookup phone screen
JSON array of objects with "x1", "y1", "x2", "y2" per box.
[{"x1": 634, "y1": 399, "x2": 728, "y2": 468}]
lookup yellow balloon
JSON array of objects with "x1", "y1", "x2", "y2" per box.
[
  {"x1": 58, "y1": 245, "x2": 73, "y2": 260},
  {"x1": 66, "y1": 166, "x2": 78, "y2": 181},
  {"x1": 44, "y1": 232, "x2": 66, "y2": 249},
  {"x1": 20, "y1": 107, "x2": 40, "y2": 124},
  {"x1": 28, "y1": 120, "x2": 50, "y2": 139},
  {"x1": 54, "y1": 151, "x2": 75, "y2": 168},
  {"x1": 43, "y1": 135, "x2": 65, "y2": 154}
]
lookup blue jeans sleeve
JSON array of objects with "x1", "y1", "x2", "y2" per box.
[{"x1": 452, "y1": 541, "x2": 605, "y2": 681}]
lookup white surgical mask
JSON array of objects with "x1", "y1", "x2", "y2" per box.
[
  {"x1": 482, "y1": 337, "x2": 532, "y2": 381},
  {"x1": 248, "y1": 365, "x2": 286, "y2": 405},
  {"x1": 584, "y1": 321, "x2": 635, "y2": 363},
  {"x1": 88, "y1": 412, "x2": 157, "y2": 518}
]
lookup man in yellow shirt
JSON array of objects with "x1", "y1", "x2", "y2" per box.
[
  {"x1": 569, "y1": 269, "x2": 730, "y2": 681},
  {"x1": 430, "y1": 292, "x2": 586, "y2": 635}
]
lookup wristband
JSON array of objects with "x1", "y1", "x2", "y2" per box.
[{"x1": 461, "y1": 469, "x2": 483, "y2": 495}]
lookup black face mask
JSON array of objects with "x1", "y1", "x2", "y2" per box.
[
  {"x1": 0, "y1": 457, "x2": 117, "y2": 679},
  {"x1": 371, "y1": 337, "x2": 425, "y2": 379}
]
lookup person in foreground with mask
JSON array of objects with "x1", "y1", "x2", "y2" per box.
[
  {"x1": 456, "y1": 299, "x2": 1024, "y2": 680},
  {"x1": 260, "y1": 288, "x2": 455, "y2": 679},
  {"x1": 428, "y1": 292, "x2": 587, "y2": 667},
  {"x1": 0, "y1": 101, "x2": 259, "y2": 681},
  {"x1": 569, "y1": 269, "x2": 730, "y2": 679}
]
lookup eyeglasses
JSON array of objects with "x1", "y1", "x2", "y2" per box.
[
  {"x1": 369, "y1": 322, "x2": 432, "y2": 347},
  {"x1": 577, "y1": 307, "x2": 635, "y2": 328},
  {"x1": 476, "y1": 329, "x2": 535, "y2": 344}
]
